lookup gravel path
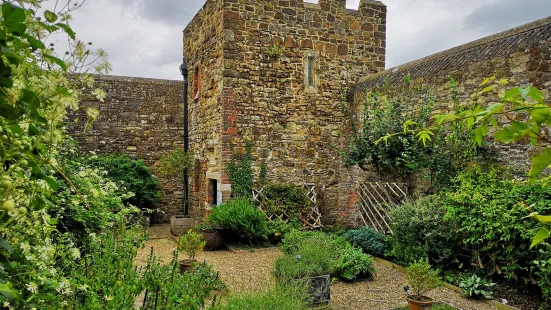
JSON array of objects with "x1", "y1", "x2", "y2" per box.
[{"x1": 136, "y1": 239, "x2": 496, "y2": 310}]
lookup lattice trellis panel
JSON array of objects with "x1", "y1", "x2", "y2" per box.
[
  {"x1": 357, "y1": 182, "x2": 408, "y2": 234},
  {"x1": 252, "y1": 183, "x2": 323, "y2": 229}
]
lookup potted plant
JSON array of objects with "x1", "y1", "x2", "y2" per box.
[
  {"x1": 194, "y1": 222, "x2": 224, "y2": 251},
  {"x1": 178, "y1": 231, "x2": 206, "y2": 273},
  {"x1": 404, "y1": 260, "x2": 441, "y2": 310}
]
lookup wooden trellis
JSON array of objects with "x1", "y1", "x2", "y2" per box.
[
  {"x1": 252, "y1": 183, "x2": 323, "y2": 229},
  {"x1": 356, "y1": 182, "x2": 408, "y2": 234}
]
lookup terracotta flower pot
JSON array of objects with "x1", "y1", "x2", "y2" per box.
[
  {"x1": 201, "y1": 229, "x2": 224, "y2": 251},
  {"x1": 407, "y1": 296, "x2": 433, "y2": 310},
  {"x1": 179, "y1": 259, "x2": 196, "y2": 273}
]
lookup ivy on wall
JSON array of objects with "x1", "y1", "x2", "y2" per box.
[{"x1": 226, "y1": 140, "x2": 254, "y2": 198}]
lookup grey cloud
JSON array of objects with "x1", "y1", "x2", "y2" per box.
[
  {"x1": 464, "y1": 0, "x2": 551, "y2": 33},
  {"x1": 114, "y1": 0, "x2": 206, "y2": 25}
]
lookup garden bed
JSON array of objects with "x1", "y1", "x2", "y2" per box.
[{"x1": 136, "y1": 238, "x2": 496, "y2": 310}]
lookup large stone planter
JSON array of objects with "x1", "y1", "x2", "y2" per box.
[
  {"x1": 201, "y1": 229, "x2": 224, "y2": 251},
  {"x1": 309, "y1": 274, "x2": 331, "y2": 307},
  {"x1": 170, "y1": 216, "x2": 199, "y2": 236}
]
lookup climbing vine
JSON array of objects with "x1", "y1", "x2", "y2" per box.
[{"x1": 226, "y1": 140, "x2": 254, "y2": 198}]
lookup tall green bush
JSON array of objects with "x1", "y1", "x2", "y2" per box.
[
  {"x1": 260, "y1": 183, "x2": 310, "y2": 219},
  {"x1": 208, "y1": 198, "x2": 268, "y2": 242},
  {"x1": 389, "y1": 195, "x2": 459, "y2": 267},
  {"x1": 85, "y1": 154, "x2": 160, "y2": 211},
  {"x1": 443, "y1": 166, "x2": 551, "y2": 298},
  {"x1": 343, "y1": 227, "x2": 388, "y2": 257}
]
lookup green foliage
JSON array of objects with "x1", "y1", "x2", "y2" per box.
[
  {"x1": 334, "y1": 245, "x2": 376, "y2": 281},
  {"x1": 179, "y1": 231, "x2": 206, "y2": 261},
  {"x1": 342, "y1": 227, "x2": 388, "y2": 257},
  {"x1": 226, "y1": 141, "x2": 254, "y2": 198},
  {"x1": 275, "y1": 237, "x2": 339, "y2": 279},
  {"x1": 277, "y1": 230, "x2": 375, "y2": 281},
  {"x1": 443, "y1": 166, "x2": 551, "y2": 298},
  {"x1": 50, "y1": 144, "x2": 136, "y2": 240},
  {"x1": 280, "y1": 230, "x2": 328, "y2": 255},
  {"x1": 260, "y1": 183, "x2": 310, "y2": 219},
  {"x1": 213, "y1": 283, "x2": 307, "y2": 310},
  {"x1": 404, "y1": 80, "x2": 551, "y2": 247},
  {"x1": 405, "y1": 260, "x2": 441, "y2": 298},
  {"x1": 85, "y1": 154, "x2": 160, "y2": 211},
  {"x1": 140, "y1": 256, "x2": 225, "y2": 310},
  {"x1": 154, "y1": 146, "x2": 193, "y2": 178},
  {"x1": 266, "y1": 218, "x2": 302, "y2": 241},
  {"x1": 389, "y1": 196, "x2": 459, "y2": 267},
  {"x1": 63, "y1": 224, "x2": 224, "y2": 309},
  {"x1": 208, "y1": 198, "x2": 269, "y2": 242},
  {"x1": 459, "y1": 274, "x2": 495, "y2": 299},
  {"x1": 267, "y1": 44, "x2": 286, "y2": 57},
  {"x1": 0, "y1": 0, "x2": 113, "y2": 303},
  {"x1": 342, "y1": 78, "x2": 482, "y2": 191}
]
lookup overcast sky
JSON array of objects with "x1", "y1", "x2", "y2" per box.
[{"x1": 60, "y1": 0, "x2": 551, "y2": 81}]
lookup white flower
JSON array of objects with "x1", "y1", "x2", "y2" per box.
[
  {"x1": 105, "y1": 295, "x2": 114, "y2": 301},
  {"x1": 26, "y1": 282, "x2": 38, "y2": 293},
  {"x1": 70, "y1": 248, "x2": 81, "y2": 259},
  {"x1": 3, "y1": 301, "x2": 10, "y2": 308},
  {"x1": 20, "y1": 243, "x2": 30, "y2": 253}
]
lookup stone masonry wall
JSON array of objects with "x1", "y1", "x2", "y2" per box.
[
  {"x1": 68, "y1": 75, "x2": 185, "y2": 222},
  {"x1": 347, "y1": 18, "x2": 551, "y2": 217},
  {"x1": 219, "y1": 0, "x2": 387, "y2": 225},
  {"x1": 183, "y1": 0, "x2": 226, "y2": 218}
]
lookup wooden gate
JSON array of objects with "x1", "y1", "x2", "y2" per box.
[
  {"x1": 252, "y1": 183, "x2": 323, "y2": 229},
  {"x1": 357, "y1": 182, "x2": 408, "y2": 233}
]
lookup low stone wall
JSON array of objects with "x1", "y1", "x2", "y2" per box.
[{"x1": 67, "y1": 74, "x2": 185, "y2": 222}]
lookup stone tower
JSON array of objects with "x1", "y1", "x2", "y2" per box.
[{"x1": 183, "y1": 0, "x2": 386, "y2": 225}]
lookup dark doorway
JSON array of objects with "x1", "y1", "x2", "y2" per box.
[{"x1": 208, "y1": 179, "x2": 218, "y2": 205}]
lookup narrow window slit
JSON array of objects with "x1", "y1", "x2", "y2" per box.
[{"x1": 307, "y1": 56, "x2": 314, "y2": 87}]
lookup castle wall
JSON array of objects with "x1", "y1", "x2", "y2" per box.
[
  {"x1": 218, "y1": 0, "x2": 387, "y2": 225},
  {"x1": 68, "y1": 75, "x2": 185, "y2": 222},
  {"x1": 183, "y1": 0, "x2": 226, "y2": 216}
]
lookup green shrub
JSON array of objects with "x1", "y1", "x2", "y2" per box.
[
  {"x1": 277, "y1": 230, "x2": 375, "y2": 281},
  {"x1": 389, "y1": 195, "x2": 459, "y2": 267},
  {"x1": 343, "y1": 227, "x2": 388, "y2": 257},
  {"x1": 266, "y1": 218, "x2": 302, "y2": 241},
  {"x1": 275, "y1": 236, "x2": 339, "y2": 280},
  {"x1": 208, "y1": 198, "x2": 268, "y2": 242},
  {"x1": 85, "y1": 154, "x2": 160, "y2": 211},
  {"x1": 260, "y1": 183, "x2": 310, "y2": 219},
  {"x1": 405, "y1": 259, "x2": 441, "y2": 298},
  {"x1": 459, "y1": 274, "x2": 495, "y2": 299},
  {"x1": 214, "y1": 283, "x2": 306, "y2": 310},
  {"x1": 280, "y1": 229, "x2": 329, "y2": 254},
  {"x1": 443, "y1": 166, "x2": 551, "y2": 298},
  {"x1": 334, "y1": 245, "x2": 376, "y2": 281}
]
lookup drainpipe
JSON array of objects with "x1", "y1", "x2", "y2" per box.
[{"x1": 179, "y1": 58, "x2": 189, "y2": 215}]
